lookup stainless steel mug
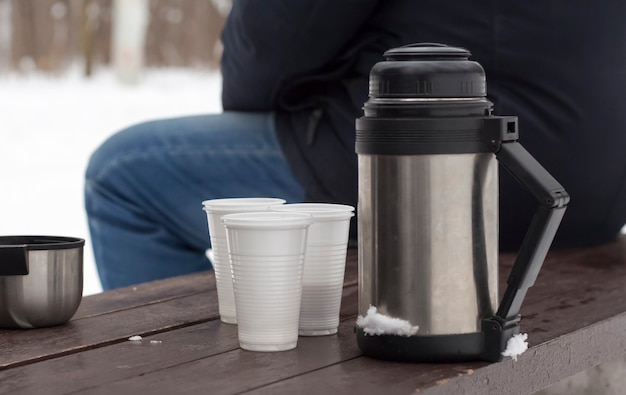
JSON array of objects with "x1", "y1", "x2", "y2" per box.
[
  {"x1": 355, "y1": 44, "x2": 569, "y2": 362},
  {"x1": 0, "y1": 236, "x2": 84, "y2": 328}
]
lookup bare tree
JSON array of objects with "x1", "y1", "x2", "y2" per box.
[{"x1": 7, "y1": 0, "x2": 230, "y2": 75}]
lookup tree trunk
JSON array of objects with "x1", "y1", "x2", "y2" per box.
[{"x1": 111, "y1": 0, "x2": 148, "y2": 84}]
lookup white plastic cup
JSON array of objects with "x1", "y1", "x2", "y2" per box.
[
  {"x1": 271, "y1": 203, "x2": 354, "y2": 336},
  {"x1": 221, "y1": 212, "x2": 313, "y2": 352},
  {"x1": 202, "y1": 198, "x2": 285, "y2": 324}
]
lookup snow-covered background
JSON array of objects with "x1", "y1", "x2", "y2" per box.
[{"x1": 0, "y1": 67, "x2": 223, "y2": 295}]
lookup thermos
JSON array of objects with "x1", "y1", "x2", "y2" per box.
[{"x1": 355, "y1": 43, "x2": 569, "y2": 362}]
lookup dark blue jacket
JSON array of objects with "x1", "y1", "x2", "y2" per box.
[{"x1": 221, "y1": 0, "x2": 626, "y2": 249}]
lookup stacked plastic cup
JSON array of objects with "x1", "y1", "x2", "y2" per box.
[
  {"x1": 201, "y1": 198, "x2": 285, "y2": 324},
  {"x1": 271, "y1": 203, "x2": 355, "y2": 336},
  {"x1": 221, "y1": 211, "x2": 313, "y2": 352}
]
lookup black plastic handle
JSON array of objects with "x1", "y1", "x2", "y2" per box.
[
  {"x1": 495, "y1": 140, "x2": 569, "y2": 322},
  {"x1": 481, "y1": 117, "x2": 569, "y2": 361}
]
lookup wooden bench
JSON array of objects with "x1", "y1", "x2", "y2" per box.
[{"x1": 0, "y1": 235, "x2": 625, "y2": 394}]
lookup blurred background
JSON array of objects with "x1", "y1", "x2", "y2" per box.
[
  {"x1": 1, "y1": 0, "x2": 229, "y2": 76},
  {"x1": 0, "y1": 0, "x2": 230, "y2": 295}
]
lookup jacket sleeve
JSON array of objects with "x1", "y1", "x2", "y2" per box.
[{"x1": 221, "y1": 0, "x2": 379, "y2": 111}]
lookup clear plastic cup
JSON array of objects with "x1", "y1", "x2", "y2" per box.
[
  {"x1": 202, "y1": 198, "x2": 285, "y2": 324},
  {"x1": 270, "y1": 203, "x2": 354, "y2": 336},
  {"x1": 221, "y1": 211, "x2": 313, "y2": 352}
]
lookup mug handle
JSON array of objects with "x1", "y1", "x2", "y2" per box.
[
  {"x1": 481, "y1": 117, "x2": 569, "y2": 361},
  {"x1": 0, "y1": 244, "x2": 29, "y2": 276}
]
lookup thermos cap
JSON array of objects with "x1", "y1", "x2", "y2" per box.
[
  {"x1": 383, "y1": 42, "x2": 471, "y2": 59},
  {"x1": 370, "y1": 43, "x2": 487, "y2": 98}
]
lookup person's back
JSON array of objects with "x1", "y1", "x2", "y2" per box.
[
  {"x1": 222, "y1": 0, "x2": 626, "y2": 249},
  {"x1": 402, "y1": 1, "x2": 626, "y2": 249},
  {"x1": 87, "y1": 0, "x2": 626, "y2": 290}
]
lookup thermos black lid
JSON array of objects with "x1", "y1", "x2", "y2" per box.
[
  {"x1": 369, "y1": 43, "x2": 487, "y2": 98},
  {"x1": 357, "y1": 43, "x2": 507, "y2": 155}
]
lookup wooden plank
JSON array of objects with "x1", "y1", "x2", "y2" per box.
[
  {"x1": 0, "y1": 291, "x2": 219, "y2": 370},
  {"x1": 0, "y1": 250, "x2": 358, "y2": 371},
  {"x1": 64, "y1": 308, "x2": 625, "y2": 395},
  {"x1": 0, "y1": 286, "x2": 359, "y2": 394},
  {"x1": 68, "y1": 300, "x2": 625, "y2": 395},
  {"x1": 74, "y1": 271, "x2": 214, "y2": 319},
  {"x1": 60, "y1": 251, "x2": 626, "y2": 395},
  {"x1": 69, "y1": 319, "x2": 362, "y2": 395},
  {"x1": 0, "y1": 320, "x2": 239, "y2": 395},
  {"x1": 423, "y1": 313, "x2": 626, "y2": 395},
  {"x1": 251, "y1": 314, "x2": 626, "y2": 395},
  {"x1": 2, "y1": 239, "x2": 625, "y2": 394}
]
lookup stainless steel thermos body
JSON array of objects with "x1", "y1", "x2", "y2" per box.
[
  {"x1": 355, "y1": 43, "x2": 568, "y2": 362},
  {"x1": 358, "y1": 152, "x2": 498, "y2": 335}
]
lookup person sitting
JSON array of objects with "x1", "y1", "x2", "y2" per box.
[{"x1": 85, "y1": 0, "x2": 626, "y2": 290}]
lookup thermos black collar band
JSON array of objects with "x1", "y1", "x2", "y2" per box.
[{"x1": 355, "y1": 116, "x2": 519, "y2": 155}]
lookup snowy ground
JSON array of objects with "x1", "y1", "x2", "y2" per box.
[{"x1": 0, "y1": 67, "x2": 223, "y2": 295}]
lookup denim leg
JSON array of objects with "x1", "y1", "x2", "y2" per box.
[{"x1": 85, "y1": 111, "x2": 306, "y2": 290}]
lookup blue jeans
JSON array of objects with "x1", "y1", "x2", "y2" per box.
[{"x1": 85, "y1": 112, "x2": 306, "y2": 290}]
